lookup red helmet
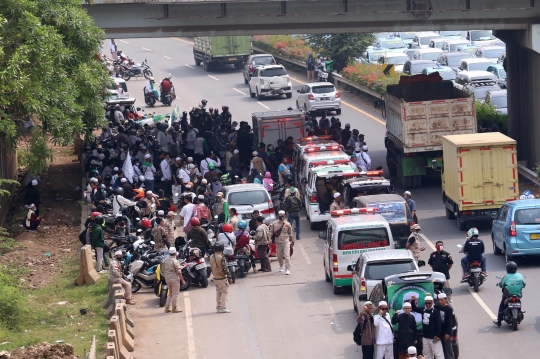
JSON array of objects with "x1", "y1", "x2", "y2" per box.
[
  {"x1": 190, "y1": 217, "x2": 200, "y2": 226},
  {"x1": 222, "y1": 224, "x2": 233, "y2": 233},
  {"x1": 90, "y1": 211, "x2": 101, "y2": 219},
  {"x1": 141, "y1": 218, "x2": 151, "y2": 229}
]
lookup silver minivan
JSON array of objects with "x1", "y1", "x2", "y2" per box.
[{"x1": 220, "y1": 184, "x2": 276, "y2": 222}]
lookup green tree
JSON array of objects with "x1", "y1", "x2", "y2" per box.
[
  {"x1": 0, "y1": 0, "x2": 110, "y2": 174},
  {"x1": 305, "y1": 33, "x2": 375, "y2": 73}
]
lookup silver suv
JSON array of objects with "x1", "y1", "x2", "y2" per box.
[
  {"x1": 249, "y1": 65, "x2": 292, "y2": 100},
  {"x1": 220, "y1": 184, "x2": 276, "y2": 222}
]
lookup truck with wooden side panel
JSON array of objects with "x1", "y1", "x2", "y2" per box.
[
  {"x1": 384, "y1": 81, "x2": 477, "y2": 188},
  {"x1": 193, "y1": 36, "x2": 252, "y2": 72},
  {"x1": 441, "y1": 133, "x2": 519, "y2": 230}
]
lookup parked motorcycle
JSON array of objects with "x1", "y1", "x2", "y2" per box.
[
  {"x1": 271, "y1": 183, "x2": 286, "y2": 214},
  {"x1": 458, "y1": 244, "x2": 486, "y2": 292},
  {"x1": 154, "y1": 259, "x2": 191, "y2": 307},
  {"x1": 496, "y1": 275, "x2": 525, "y2": 331}
]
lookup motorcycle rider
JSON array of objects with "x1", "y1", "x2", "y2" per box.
[
  {"x1": 186, "y1": 217, "x2": 209, "y2": 256},
  {"x1": 216, "y1": 223, "x2": 236, "y2": 256},
  {"x1": 493, "y1": 261, "x2": 526, "y2": 327},
  {"x1": 234, "y1": 220, "x2": 257, "y2": 274},
  {"x1": 144, "y1": 77, "x2": 157, "y2": 100},
  {"x1": 109, "y1": 250, "x2": 137, "y2": 305},
  {"x1": 112, "y1": 187, "x2": 137, "y2": 216},
  {"x1": 160, "y1": 75, "x2": 173, "y2": 103},
  {"x1": 460, "y1": 228, "x2": 487, "y2": 280}
]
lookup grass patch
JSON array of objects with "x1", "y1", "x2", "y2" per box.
[{"x1": 0, "y1": 255, "x2": 109, "y2": 356}]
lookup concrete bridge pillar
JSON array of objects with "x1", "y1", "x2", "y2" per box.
[{"x1": 496, "y1": 26, "x2": 540, "y2": 168}]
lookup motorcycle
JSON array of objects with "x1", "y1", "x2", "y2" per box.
[
  {"x1": 234, "y1": 247, "x2": 252, "y2": 278},
  {"x1": 271, "y1": 183, "x2": 286, "y2": 214},
  {"x1": 178, "y1": 241, "x2": 209, "y2": 288},
  {"x1": 144, "y1": 89, "x2": 159, "y2": 107},
  {"x1": 154, "y1": 259, "x2": 191, "y2": 307},
  {"x1": 317, "y1": 65, "x2": 329, "y2": 82},
  {"x1": 119, "y1": 58, "x2": 153, "y2": 81},
  {"x1": 160, "y1": 74, "x2": 176, "y2": 106},
  {"x1": 496, "y1": 275, "x2": 525, "y2": 331},
  {"x1": 458, "y1": 244, "x2": 486, "y2": 292},
  {"x1": 128, "y1": 250, "x2": 162, "y2": 293}
]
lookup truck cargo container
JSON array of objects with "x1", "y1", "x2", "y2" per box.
[
  {"x1": 441, "y1": 132, "x2": 519, "y2": 230},
  {"x1": 251, "y1": 109, "x2": 305, "y2": 150},
  {"x1": 193, "y1": 36, "x2": 251, "y2": 72}
]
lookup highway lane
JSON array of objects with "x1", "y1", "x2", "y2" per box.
[{"x1": 111, "y1": 37, "x2": 540, "y2": 359}]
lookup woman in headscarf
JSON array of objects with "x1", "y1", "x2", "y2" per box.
[{"x1": 23, "y1": 204, "x2": 43, "y2": 231}]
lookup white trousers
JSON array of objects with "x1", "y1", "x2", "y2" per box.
[
  {"x1": 422, "y1": 337, "x2": 444, "y2": 359},
  {"x1": 375, "y1": 343, "x2": 394, "y2": 359}
]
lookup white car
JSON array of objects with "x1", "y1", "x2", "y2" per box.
[
  {"x1": 457, "y1": 58, "x2": 493, "y2": 72},
  {"x1": 295, "y1": 82, "x2": 341, "y2": 114},
  {"x1": 249, "y1": 65, "x2": 292, "y2": 100},
  {"x1": 219, "y1": 184, "x2": 276, "y2": 223}
]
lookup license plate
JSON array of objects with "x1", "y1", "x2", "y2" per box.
[
  {"x1": 322, "y1": 97, "x2": 330, "y2": 101},
  {"x1": 530, "y1": 233, "x2": 540, "y2": 240},
  {"x1": 229, "y1": 57, "x2": 237, "y2": 60},
  {"x1": 242, "y1": 213, "x2": 252, "y2": 219},
  {"x1": 228, "y1": 261, "x2": 237, "y2": 266},
  {"x1": 508, "y1": 302, "x2": 521, "y2": 308},
  {"x1": 272, "y1": 90, "x2": 283, "y2": 95}
]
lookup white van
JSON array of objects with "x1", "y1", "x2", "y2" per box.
[
  {"x1": 320, "y1": 208, "x2": 394, "y2": 294},
  {"x1": 291, "y1": 135, "x2": 343, "y2": 170}
]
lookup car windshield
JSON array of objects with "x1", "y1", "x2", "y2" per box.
[
  {"x1": 364, "y1": 261, "x2": 417, "y2": 280},
  {"x1": 514, "y1": 208, "x2": 540, "y2": 225},
  {"x1": 435, "y1": 70, "x2": 456, "y2": 81},
  {"x1": 450, "y1": 43, "x2": 469, "y2": 52},
  {"x1": 470, "y1": 86, "x2": 498, "y2": 99},
  {"x1": 400, "y1": 33, "x2": 416, "y2": 40},
  {"x1": 388, "y1": 56, "x2": 409, "y2": 65},
  {"x1": 422, "y1": 52, "x2": 442, "y2": 61},
  {"x1": 381, "y1": 39, "x2": 407, "y2": 49},
  {"x1": 468, "y1": 62, "x2": 490, "y2": 71},
  {"x1": 489, "y1": 95, "x2": 507, "y2": 108},
  {"x1": 471, "y1": 31, "x2": 496, "y2": 41},
  {"x1": 312, "y1": 85, "x2": 335, "y2": 94},
  {"x1": 484, "y1": 49, "x2": 504, "y2": 58},
  {"x1": 371, "y1": 202, "x2": 407, "y2": 223},
  {"x1": 260, "y1": 68, "x2": 287, "y2": 77},
  {"x1": 447, "y1": 54, "x2": 471, "y2": 66},
  {"x1": 420, "y1": 36, "x2": 440, "y2": 45},
  {"x1": 411, "y1": 63, "x2": 431, "y2": 74},
  {"x1": 227, "y1": 190, "x2": 269, "y2": 205},
  {"x1": 439, "y1": 31, "x2": 461, "y2": 37},
  {"x1": 496, "y1": 68, "x2": 507, "y2": 78},
  {"x1": 337, "y1": 228, "x2": 390, "y2": 251},
  {"x1": 369, "y1": 52, "x2": 385, "y2": 62},
  {"x1": 253, "y1": 56, "x2": 274, "y2": 65}
]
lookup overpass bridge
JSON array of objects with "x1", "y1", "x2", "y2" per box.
[{"x1": 85, "y1": 0, "x2": 540, "y2": 167}]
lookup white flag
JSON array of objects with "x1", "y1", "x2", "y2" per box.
[{"x1": 122, "y1": 152, "x2": 134, "y2": 183}]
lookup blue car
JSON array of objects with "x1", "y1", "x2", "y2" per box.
[{"x1": 491, "y1": 199, "x2": 540, "y2": 262}]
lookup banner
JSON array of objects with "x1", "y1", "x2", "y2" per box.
[
  {"x1": 135, "y1": 114, "x2": 168, "y2": 126},
  {"x1": 122, "y1": 152, "x2": 134, "y2": 184},
  {"x1": 386, "y1": 281, "x2": 434, "y2": 330},
  {"x1": 169, "y1": 104, "x2": 181, "y2": 128}
]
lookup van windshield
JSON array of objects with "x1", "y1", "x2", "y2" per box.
[
  {"x1": 228, "y1": 191, "x2": 269, "y2": 205},
  {"x1": 364, "y1": 261, "x2": 417, "y2": 280},
  {"x1": 514, "y1": 208, "x2": 540, "y2": 225},
  {"x1": 371, "y1": 202, "x2": 408, "y2": 223},
  {"x1": 338, "y1": 227, "x2": 390, "y2": 250}
]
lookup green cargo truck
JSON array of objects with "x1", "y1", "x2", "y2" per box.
[{"x1": 193, "y1": 36, "x2": 252, "y2": 72}]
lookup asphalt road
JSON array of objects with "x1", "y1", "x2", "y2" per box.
[{"x1": 110, "y1": 38, "x2": 539, "y2": 359}]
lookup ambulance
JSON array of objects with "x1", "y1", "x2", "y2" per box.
[
  {"x1": 320, "y1": 208, "x2": 394, "y2": 294},
  {"x1": 291, "y1": 135, "x2": 343, "y2": 169}
]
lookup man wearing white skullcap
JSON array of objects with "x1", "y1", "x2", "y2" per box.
[
  {"x1": 330, "y1": 191, "x2": 345, "y2": 212},
  {"x1": 374, "y1": 300, "x2": 394, "y2": 359},
  {"x1": 109, "y1": 250, "x2": 136, "y2": 305},
  {"x1": 25, "y1": 179, "x2": 42, "y2": 216},
  {"x1": 410, "y1": 295, "x2": 443, "y2": 359},
  {"x1": 436, "y1": 293, "x2": 455, "y2": 359},
  {"x1": 392, "y1": 302, "x2": 417, "y2": 358}
]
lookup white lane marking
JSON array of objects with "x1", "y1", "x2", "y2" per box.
[
  {"x1": 172, "y1": 37, "x2": 194, "y2": 45},
  {"x1": 289, "y1": 75, "x2": 385, "y2": 126},
  {"x1": 324, "y1": 299, "x2": 342, "y2": 332},
  {"x1": 183, "y1": 292, "x2": 196, "y2": 359},
  {"x1": 141, "y1": 47, "x2": 152, "y2": 52},
  {"x1": 419, "y1": 233, "x2": 436, "y2": 251},
  {"x1": 185, "y1": 64, "x2": 195, "y2": 69},
  {"x1": 297, "y1": 242, "x2": 311, "y2": 265},
  {"x1": 257, "y1": 102, "x2": 270, "y2": 109},
  {"x1": 164, "y1": 55, "x2": 172, "y2": 60},
  {"x1": 119, "y1": 40, "x2": 129, "y2": 44},
  {"x1": 207, "y1": 75, "x2": 219, "y2": 81},
  {"x1": 233, "y1": 88, "x2": 247, "y2": 96},
  {"x1": 469, "y1": 289, "x2": 497, "y2": 320}
]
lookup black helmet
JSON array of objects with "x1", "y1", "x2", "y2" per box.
[
  {"x1": 506, "y1": 261, "x2": 517, "y2": 274},
  {"x1": 115, "y1": 187, "x2": 124, "y2": 196},
  {"x1": 201, "y1": 99, "x2": 208, "y2": 106},
  {"x1": 182, "y1": 111, "x2": 187, "y2": 116},
  {"x1": 100, "y1": 184, "x2": 107, "y2": 191},
  {"x1": 222, "y1": 106, "x2": 229, "y2": 111},
  {"x1": 95, "y1": 215, "x2": 103, "y2": 223},
  {"x1": 213, "y1": 243, "x2": 225, "y2": 252},
  {"x1": 104, "y1": 174, "x2": 112, "y2": 182}
]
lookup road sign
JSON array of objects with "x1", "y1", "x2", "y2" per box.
[{"x1": 383, "y1": 64, "x2": 395, "y2": 76}]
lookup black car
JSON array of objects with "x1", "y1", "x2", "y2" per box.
[
  {"x1": 368, "y1": 271, "x2": 459, "y2": 358},
  {"x1": 350, "y1": 194, "x2": 412, "y2": 248},
  {"x1": 338, "y1": 175, "x2": 394, "y2": 208}
]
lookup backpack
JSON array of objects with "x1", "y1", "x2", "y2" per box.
[
  {"x1": 353, "y1": 314, "x2": 368, "y2": 345},
  {"x1": 79, "y1": 229, "x2": 87, "y2": 246}
]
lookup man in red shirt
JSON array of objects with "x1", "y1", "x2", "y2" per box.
[{"x1": 234, "y1": 220, "x2": 257, "y2": 274}]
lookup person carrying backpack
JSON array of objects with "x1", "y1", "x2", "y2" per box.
[
  {"x1": 284, "y1": 187, "x2": 302, "y2": 240},
  {"x1": 306, "y1": 52, "x2": 316, "y2": 82},
  {"x1": 355, "y1": 301, "x2": 375, "y2": 359}
]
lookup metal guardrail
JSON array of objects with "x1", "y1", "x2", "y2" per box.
[
  {"x1": 251, "y1": 46, "x2": 381, "y2": 100},
  {"x1": 518, "y1": 164, "x2": 540, "y2": 187}
]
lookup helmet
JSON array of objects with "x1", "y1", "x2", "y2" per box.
[
  {"x1": 190, "y1": 217, "x2": 200, "y2": 227},
  {"x1": 223, "y1": 224, "x2": 233, "y2": 233},
  {"x1": 238, "y1": 220, "x2": 247, "y2": 229},
  {"x1": 134, "y1": 188, "x2": 145, "y2": 199},
  {"x1": 208, "y1": 162, "x2": 215, "y2": 170},
  {"x1": 104, "y1": 174, "x2": 112, "y2": 182},
  {"x1": 222, "y1": 106, "x2": 229, "y2": 111},
  {"x1": 345, "y1": 123, "x2": 351, "y2": 129},
  {"x1": 213, "y1": 243, "x2": 225, "y2": 252},
  {"x1": 141, "y1": 218, "x2": 151, "y2": 229},
  {"x1": 115, "y1": 187, "x2": 124, "y2": 196},
  {"x1": 90, "y1": 169, "x2": 99, "y2": 176},
  {"x1": 201, "y1": 99, "x2": 208, "y2": 106},
  {"x1": 149, "y1": 77, "x2": 154, "y2": 81},
  {"x1": 467, "y1": 227, "x2": 479, "y2": 238},
  {"x1": 506, "y1": 261, "x2": 517, "y2": 274},
  {"x1": 95, "y1": 215, "x2": 103, "y2": 223},
  {"x1": 100, "y1": 184, "x2": 107, "y2": 191},
  {"x1": 90, "y1": 211, "x2": 101, "y2": 219},
  {"x1": 139, "y1": 175, "x2": 146, "y2": 182}
]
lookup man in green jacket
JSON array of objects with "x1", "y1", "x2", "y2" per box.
[
  {"x1": 325, "y1": 57, "x2": 334, "y2": 83},
  {"x1": 91, "y1": 215, "x2": 106, "y2": 273}
]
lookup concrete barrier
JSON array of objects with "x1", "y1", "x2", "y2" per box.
[
  {"x1": 75, "y1": 245, "x2": 100, "y2": 285},
  {"x1": 87, "y1": 335, "x2": 97, "y2": 359},
  {"x1": 107, "y1": 332, "x2": 119, "y2": 359},
  {"x1": 108, "y1": 318, "x2": 130, "y2": 359},
  {"x1": 115, "y1": 303, "x2": 134, "y2": 350},
  {"x1": 103, "y1": 284, "x2": 124, "y2": 309},
  {"x1": 106, "y1": 291, "x2": 126, "y2": 319}
]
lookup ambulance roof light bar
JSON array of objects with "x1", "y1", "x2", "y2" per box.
[
  {"x1": 305, "y1": 144, "x2": 341, "y2": 152},
  {"x1": 298, "y1": 135, "x2": 333, "y2": 141},
  {"x1": 359, "y1": 170, "x2": 384, "y2": 177},
  {"x1": 331, "y1": 207, "x2": 378, "y2": 216},
  {"x1": 310, "y1": 159, "x2": 351, "y2": 167}
]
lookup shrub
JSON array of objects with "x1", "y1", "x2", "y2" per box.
[
  {"x1": 0, "y1": 283, "x2": 25, "y2": 329},
  {"x1": 252, "y1": 35, "x2": 316, "y2": 61},
  {"x1": 342, "y1": 63, "x2": 401, "y2": 95},
  {"x1": 475, "y1": 100, "x2": 508, "y2": 131}
]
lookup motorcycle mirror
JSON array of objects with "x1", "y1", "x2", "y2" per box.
[
  {"x1": 456, "y1": 244, "x2": 462, "y2": 248},
  {"x1": 150, "y1": 241, "x2": 155, "y2": 245},
  {"x1": 496, "y1": 275, "x2": 502, "y2": 279},
  {"x1": 136, "y1": 217, "x2": 140, "y2": 221}
]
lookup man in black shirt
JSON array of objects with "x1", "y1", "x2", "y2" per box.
[
  {"x1": 436, "y1": 293, "x2": 455, "y2": 359},
  {"x1": 411, "y1": 295, "x2": 443, "y2": 358},
  {"x1": 249, "y1": 210, "x2": 260, "y2": 232},
  {"x1": 428, "y1": 240, "x2": 454, "y2": 303},
  {"x1": 460, "y1": 227, "x2": 487, "y2": 278},
  {"x1": 391, "y1": 302, "x2": 417, "y2": 357}
]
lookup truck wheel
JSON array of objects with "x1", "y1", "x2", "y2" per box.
[
  {"x1": 457, "y1": 219, "x2": 467, "y2": 231},
  {"x1": 336, "y1": 109, "x2": 342, "y2": 115},
  {"x1": 195, "y1": 58, "x2": 201, "y2": 66},
  {"x1": 402, "y1": 175, "x2": 412, "y2": 189},
  {"x1": 446, "y1": 208, "x2": 455, "y2": 220},
  {"x1": 203, "y1": 58, "x2": 208, "y2": 71},
  {"x1": 286, "y1": 93, "x2": 292, "y2": 99},
  {"x1": 234, "y1": 62, "x2": 243, "y2": 70},
  {"x1": 412, "y1": 175, "x2": 422, "y2": 189},
  {"x1": 386, "y1": 155, "x2": 397, "y2": 176}
]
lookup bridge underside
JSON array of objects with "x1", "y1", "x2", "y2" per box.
[{"x1": 85, "y1": 0, "x2": 539, "y2": 37}]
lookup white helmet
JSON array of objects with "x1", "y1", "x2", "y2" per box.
[
  {"x1": 138, "y1": 175, "x2": 146, "y2": 182},
  {"x1": 467, "y1": 227, "x2": 479, "y2": 238},
  {"x1": 149, "y1": 77, "x2": 154, "y2": 81}
]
